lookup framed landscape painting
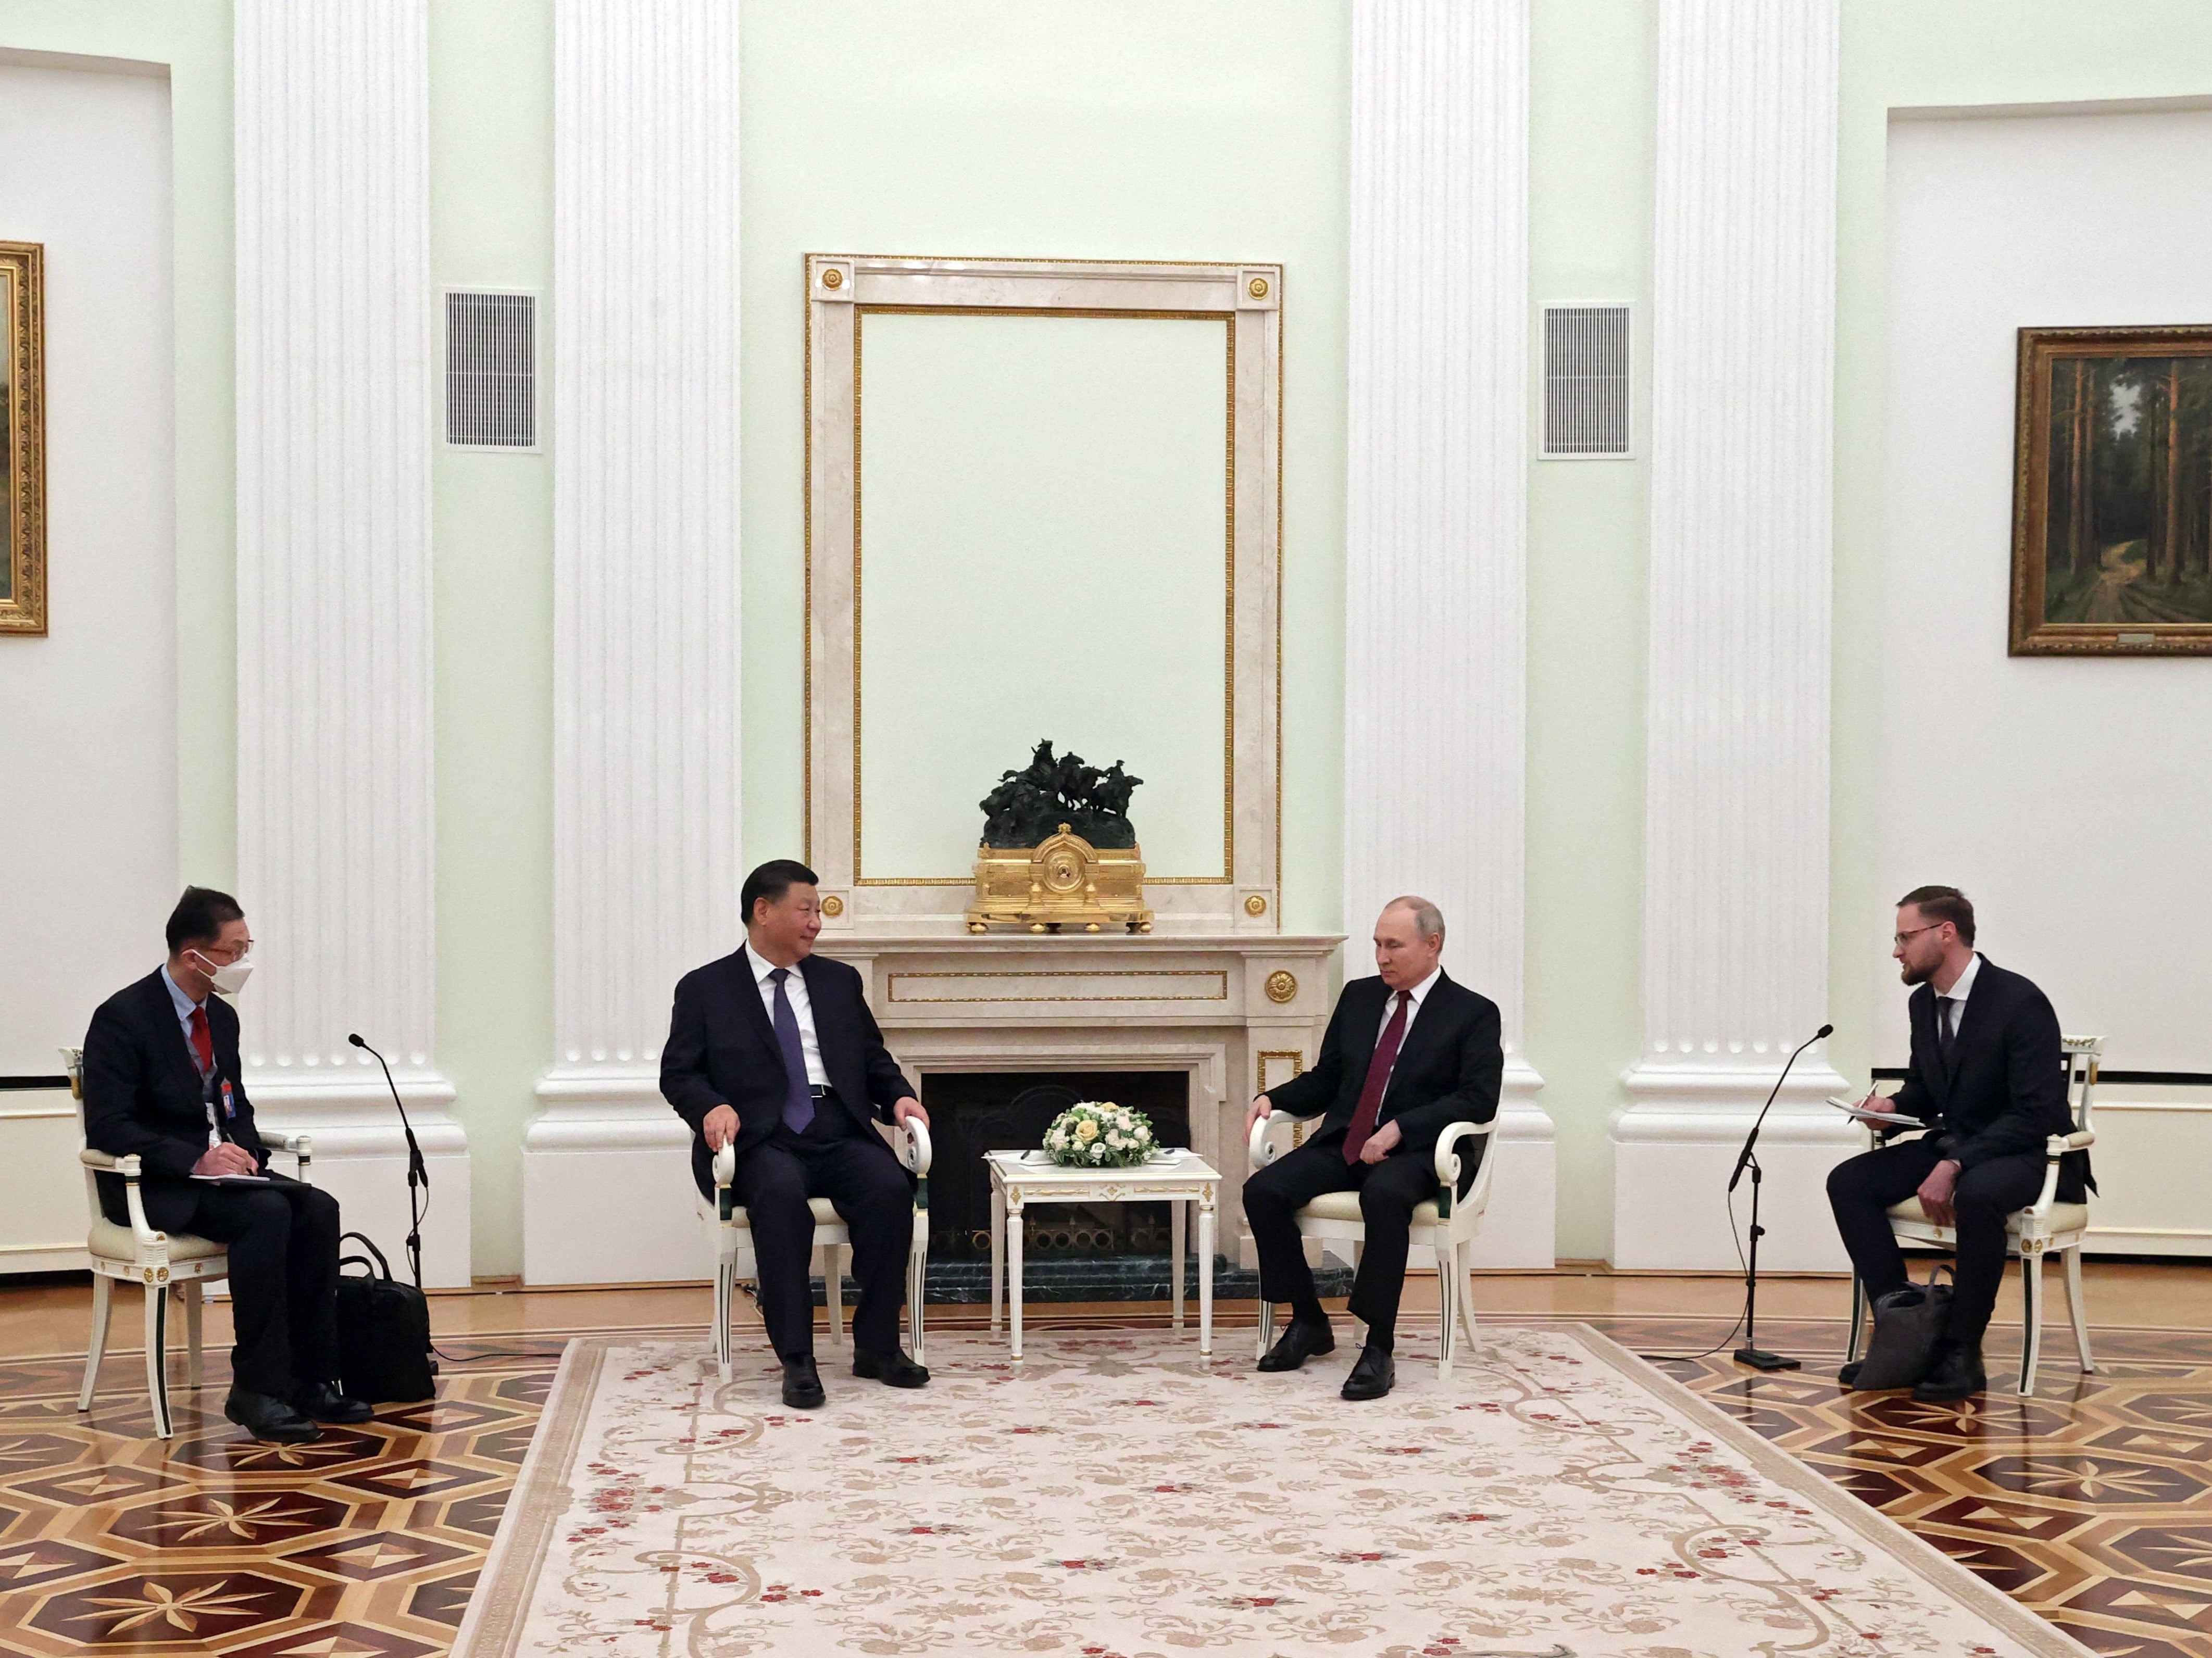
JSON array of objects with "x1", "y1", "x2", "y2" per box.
[
  {"x1": 2011, "y1": 324, "x2": 2212, "y2": 655},
  {"x1": 1, "y1": 241, "x2": 45, "y2": 636}
]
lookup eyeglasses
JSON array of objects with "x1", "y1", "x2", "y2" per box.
[{"x1": 1891, "y1": 924, "x2": 1944, "y2": 948}]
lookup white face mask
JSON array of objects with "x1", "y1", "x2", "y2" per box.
[{"x1": 189, "y1": 949, "x2": 254, "y2": 996}]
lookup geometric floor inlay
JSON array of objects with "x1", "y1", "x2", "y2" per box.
[{"x1": 5, "y1": 1314, "x2": 2212, "y2": 1654}]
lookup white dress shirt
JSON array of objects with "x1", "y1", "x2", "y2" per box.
[
  {"x1": 750, "y1": 949, "x2": 830, "y2": 1087},
  {"x1": 1372, "y1": 965, "x2": 1442, "y2": 1091},
  {"x1": 1934, "y1": 951, "x2": 1981, "y2": 1045}
]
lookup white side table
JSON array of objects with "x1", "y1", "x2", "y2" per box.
[{"x1": 984, "y1": 1149, "x2": 1221, "y2": 1359}]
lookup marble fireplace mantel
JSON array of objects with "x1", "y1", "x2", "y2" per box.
[{"x1": 522, "y1": 930, "x2": 1555, "y2": 1283}]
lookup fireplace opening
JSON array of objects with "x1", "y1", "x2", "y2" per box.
[{"x1": 921, "y1": 1071, "x2": 1190, "y2": 1263}]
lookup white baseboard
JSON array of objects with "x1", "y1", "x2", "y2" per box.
[{"x1": 1610, "y1": 1058, "x2": 1857, "y2": 1272}]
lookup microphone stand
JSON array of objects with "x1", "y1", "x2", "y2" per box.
[
  {"x1": 1728, "y1": 1023, "x2": 1832, "y2": 1372},
  {"x1": 349, "y1": 1033, "x2": 427, "y2": 1292}
]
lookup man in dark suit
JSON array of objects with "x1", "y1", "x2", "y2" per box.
[
  {"x1": 1242, "y1": 896, "x2": 1503, "y2": 1400},
  {"x1": 662, "y1": 859, "x2": 931, "y2": 1409},
  {"x1": 81, "y1": 887, "x2": 370, "y2": 1443},
  {"x1": 1828, "y1": 886, "x2": 2089, "y2": 1401}
]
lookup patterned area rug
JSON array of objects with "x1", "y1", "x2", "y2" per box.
[{"x1": 457, "y1": 1327, "x2": 2088, "y2": 1657}]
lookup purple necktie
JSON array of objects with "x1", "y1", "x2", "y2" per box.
[
  {"x1": 1344, "y1": 991, "x2": 1408, "y2": 1164},
  {"x1": 769, "y1": 969, "x2": 815, "y2": 1134}
]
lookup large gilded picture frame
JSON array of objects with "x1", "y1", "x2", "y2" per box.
[
  {"x1": 2011, "y1": 324, "x2": 2212, "y2": 656},
  {"x1": 802, "y1": 253, "x2": 1283, "y2": 936},
  {"x1": 1, "y1": 242, "x2": 46, "y2": 636}
]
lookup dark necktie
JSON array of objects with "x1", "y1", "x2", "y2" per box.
[
  {"x1": 1937, "y1": 995, "x2": 1958, "y2": 1063},
  {"x1": 768, "y1": 969, "x2": 816, "y2": 1134},
  {"x1": 1343, "y1": 991, "x2": 1409, "y2": 1165},
  {"x1": 189, "y1": 1005, "x2": 215, "y2": 1077}
]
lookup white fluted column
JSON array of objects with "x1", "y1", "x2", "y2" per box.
[
  {"x1": 234, "y1": 0, "x2": 468, "y2": 1284},
  {"x1": 1344, "y1": 0, "x2": 1551, "y2": 1266},
  {"x1": 1611, "y1": 0, "x2": 1850, "y2": 1270},
  {"x1": 524, "y1": 0, "x2": 742, "y2": 1285}
]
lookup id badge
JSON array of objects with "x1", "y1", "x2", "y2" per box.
[{"x1": 220, "y1": 1079, "x2": 238, "y2": 1121}]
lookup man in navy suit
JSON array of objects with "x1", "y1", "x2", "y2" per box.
[
  {"x1": 661, "y1": 860, "x2": 931, "y2": 1409},
  {"x1": 1829, "y1": 886, "x2": 2089, "y2": 1401},
  {"x1": 82, "y1": 887, "x2": 370, "y2": 1443},
  {"x1": 1242, "y1": 897, "x2": 1503, "y2": 1401}
]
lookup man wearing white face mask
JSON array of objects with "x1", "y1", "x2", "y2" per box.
[{"x1": 82, "y1": 887, "x2": 370, "y2": 1443}]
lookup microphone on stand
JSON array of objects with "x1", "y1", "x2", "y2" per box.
[
  {"x1": 349, "y1": 1033, "x2": 427, "y2": 1292},
  {"x1": 1731, "y1": 1022, "x2": 1833, "y2": 1371}
]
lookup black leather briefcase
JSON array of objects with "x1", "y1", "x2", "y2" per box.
[
  {"x1": 1853, "y1": 1266, "x2": 1954, "y2": 1391},
  {"x1": 335, "y1": 1232, "x2": 437, "y2": 1402}
]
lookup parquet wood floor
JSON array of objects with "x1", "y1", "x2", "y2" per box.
[{"x1": 5, "y1": 1296, "x2": 2212, "y2": 1655}]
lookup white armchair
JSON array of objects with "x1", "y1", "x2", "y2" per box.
[
  {"x1": 1845, "y1": 1035, "x2": 2102, "y2": 1396},
  {"x1": 1247, "y1": 1114, "x2": 1498, "y2": 1379},
  {"x1": 63, "y1": 1045, "x2": 314, "y2": 1439},
  {"x1": 709, "y1": 1118, "x2": 933, "y2": 1381}
]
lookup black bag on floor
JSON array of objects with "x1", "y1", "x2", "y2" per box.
[
  {"x1": 335, "y1": 1232, "x2": 436, "y2": 1402},
  {"x1": 1853, "y1": 1265, "x2": 1954, "y2": 1391}
]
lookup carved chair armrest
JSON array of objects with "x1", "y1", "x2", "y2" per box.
[
  {"x1": 79, "y1": 1147, "x2": 129, "y2": 1173},
  {"x1": 79, "y1": 1149, "x2": 165, "y2": 1247},
  {"x1": 896, "y1": 1117, "x2": 933, "y2": 1178},
  {"x1": 260, "y1": 1129, "x2": 315, "y2": 1180},
  {"x1": 1431, "y1": 1120, "x2": 1495, "y2": 1187},
  {"x1": 1248, "y1": 1113, "x2": 1279, "y2": 1172},
  {"x1": 2026, "y1": 1128, "x2": 2098, "y2": 1218}
]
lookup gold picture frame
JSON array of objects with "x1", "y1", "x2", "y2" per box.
[
  {"x1": 2010, "y1": 324, "x2": 2212, "y2": 656},
  {"x1": 1, "y1": 242, "x2": 46, "y2": 636}
]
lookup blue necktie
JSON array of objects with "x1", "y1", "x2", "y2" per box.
[{"x1": 769, "y1": 968, "x2": 815, "y2": 1134}]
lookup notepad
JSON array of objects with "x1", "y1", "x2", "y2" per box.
[
  {"x1": 1827, "y1": 1095, "x2": 1910, "y2": 1127},
  {"x1": 189, "y1": 1173, "x2": 270, "y2": 1184}
]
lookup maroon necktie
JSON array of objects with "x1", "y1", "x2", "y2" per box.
[
  {"x1": 1343, "y1": 991, "x2": 1408, "y2": 1164},
  {"x1": 189, "y1": 1006, "x2": 215, "y2": 1077}
]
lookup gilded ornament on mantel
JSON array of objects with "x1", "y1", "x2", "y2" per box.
[
  {"x1": 966, "y1": 740, "x2": 1153, "y2": 934},
  {"x1": 966, "y1": 824, "x2": 1153, "y2": 935}
]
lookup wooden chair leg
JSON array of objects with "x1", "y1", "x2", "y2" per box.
[
  {"x1": 79, "y1": 1274, "x2": 114, "y2": 1412},
  {"x1": 713, "y1": 1249, "x2": 735, "y2": 1382},
  {"x1": 182, "y1": 1282, "x2": 204, "y2": 1389},
  {"x1": 2018, "y1": 1249, "x2": 2046, "y2": 1396},
  {"x1": 2062, "y1": 1246, "x2": 2094, "y2": 1374},
  {"x1": 1256, "y1": 1299, "x2": 1276, "y2": 1360},
  {"x1": 908, "y1": 1219, "x2": 928, "y2": 1365},
  {"x1": 1845, "y1": 1273, "x2": 1868, "y2": 1364},
  {"x1": 1458, "y1": 1248, "x2": 1480, "y2": 1355},
  {"x1": 143, "y1": 1283, "x2": 173, "y2": 1440},
  {"x1": 1435, "y1": 1242, "x2": 1456, "y2": 1380}
]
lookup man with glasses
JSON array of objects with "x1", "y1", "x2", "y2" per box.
[
  {"x1": 1826, "y1": 886, "x2": 2089, "y2": 1401},
  {"x1": 82, "y1": 887, "x2": 370, "y2": 1442}
]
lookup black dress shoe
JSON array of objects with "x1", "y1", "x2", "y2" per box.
[
  {"x1": 1341, "y1": 1345, "x2": 1396, "y2": 1401},
  {"x1": 224, "y1": 1387, "x2": 322, "y2": 1444},
  {"x1": 1911, "y1": 1340, "x2": 1986, "y2": 1403},
  {"x1": 781, "y1": 1356, "x2": 825, "y2": 1410},
  {"x1": 292, "y1": 1381, "x2": 374, "y2": 1424},
  {"x1": 1257, "y1": 1320, "x2": 1336, "y2": 1373},
  {"x1": 853, "y1": 1348, "x2": 930, "y2": 1388},
  {"x1": 1837, "y1": 1361, "x2": 1863, "y2": 1391}
]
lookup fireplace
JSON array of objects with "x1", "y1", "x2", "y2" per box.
[{"x1": 921, "y1": 1071, "x2": 1190, "y2": 1261}]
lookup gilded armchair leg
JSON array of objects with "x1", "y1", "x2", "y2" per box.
[
  {"x1": 143, "y1": 1284, "x2": 173, "y2": 1441},
  {"x1": 182, "y1": 1282, "x2": 204, "y2": 1389},
  {"x1": 908, "y1": 1221, "x2": 928, "y2": 1365},
  {"x1": 1436, "y1": 1242, "x2": 1456, "y2": 1380},
  {"x1": 2018, "y1": 1248, "x2": 2046, "y2": 1396},
  {"x1": 1845, "y1": 1273, "x2": 1868, "y2": 1365},
  {"x1": 1256, "y1": 1299, "x2": 1275, "y2": 1362},
  {"x1": 79, "y1": 1274, "x2": 113, "y2": 1412},
  {"x1": 1458, "y1": 1251, "x2": 1481, "y2": 1357},
  {"x1": 2062, "y1": 1246, "x2": 2094, "y2": 1373},
  {"x1": 713, "y1": 1254, "x2": 734, "y2": 1383}
]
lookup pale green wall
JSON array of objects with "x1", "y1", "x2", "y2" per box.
[
  {"x1": 428, "y1": 0, "x2": 553, "y2": 1278},
  {"x1": 1826, "y1": 1, "x2": 2212, "y2": 1109},
  {"x1": 14, "y1": 0, "x2": 2208, "y2": 1275},
  {"x1": 738, "y1": 0, "x2": 1351, "y2": 933},
  {"x1": 0, "y1": 0, "x2": 235, "y2": 886},
  {"x1": 1524, "y1": 0, "x2": 1655, "y2": 1263}
]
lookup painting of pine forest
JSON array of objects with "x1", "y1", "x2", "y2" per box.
[{"x1": 2013, "y1": 326, "x2": 2212, "y2": 654}]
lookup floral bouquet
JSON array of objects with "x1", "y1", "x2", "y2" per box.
[{"x1": 1043, "y1": 1100, "x2": 1158, "y2": 1168}]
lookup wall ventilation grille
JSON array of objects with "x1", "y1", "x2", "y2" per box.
[
  {"x1": 445, "y1": 290, "x2": 538, "y2": 448},
  {"x1": 1542, "y1": 304, "x2": 1632, "y2": 458}
]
